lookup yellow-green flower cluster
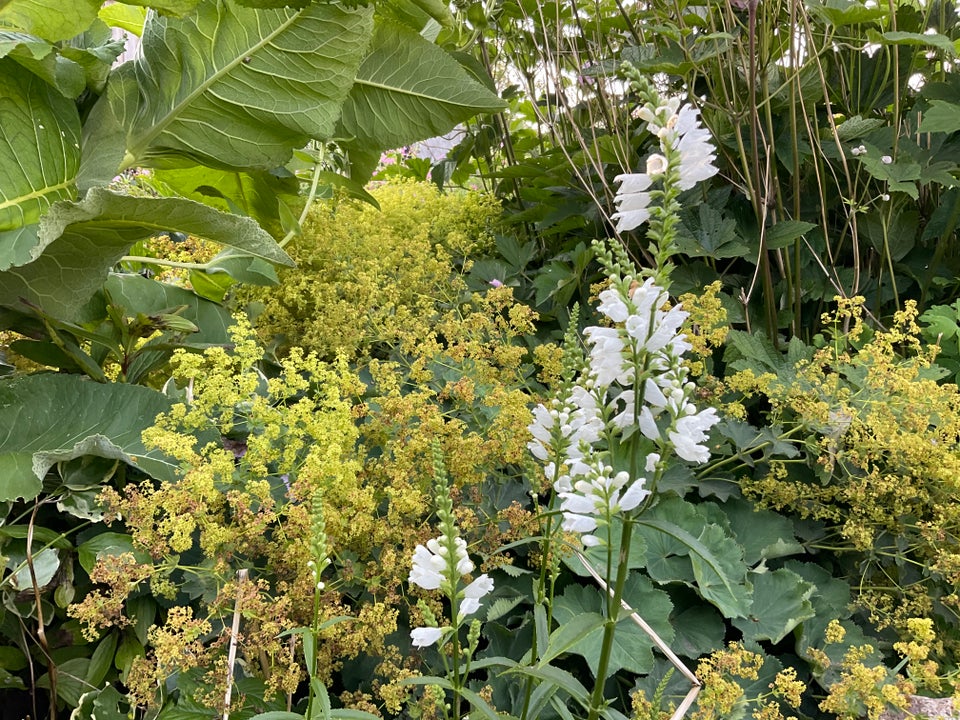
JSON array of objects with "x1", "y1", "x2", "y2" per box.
[
  {"x1": 242, "y1": 179, "x2": 500, "y2": 360},
  {"x1": 735, "y1": 298, "x2": 960, "y2": 656}
]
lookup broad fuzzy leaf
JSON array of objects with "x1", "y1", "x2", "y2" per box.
[
  {"x1": 733, "y1": 568, "x2": 815, "y2": 644},
  {"x1": 339, "y1": 21, "x2": 505, "y2": 150},
  {"x1": 0, "y1": 187, "x2": 292, "y2": 320},
  {"x1": 0, "y1": 374, "x2": 186, "y2": 501},
  {"x1": 0, "y1": 0, "x2": 100, "y2": 42},
  {"x1": 118, "y1": 0, "x2": 374, "y2": 170},
  {"x1": 0, "y1": 57, "x2": 80, "y2": 267},
  {"x1": 552, "y1": 574, "x2": 673, "y2": 677}
]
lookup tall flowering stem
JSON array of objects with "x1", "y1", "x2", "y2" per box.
[
  {"x1": 612, "y1": 63, "x2": 718, "y2": 285},
  {"x1": 408, "y1": 441, "x2": 494, "y2": 719},
  {"x1": 528, "y1": 69, "x2": 721, "y2": 720}
]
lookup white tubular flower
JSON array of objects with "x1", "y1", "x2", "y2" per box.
[
  {"x1": 409, "y1": 543, "x2": 445, "y2": 590},
  {"x1": 670, "y1": 105, "x2": 718, "y2": 190},
  {"x1": 409, "y1": 536, "x2": 473, "y2": 591},
  {"x1": 410, "y1": 627, "x2": 444, "y2": 648},
  {"x1": 597, "y1": 287, "x2": 630, "y2": 323},
  {"x1": 646, "y1": 153, "x2": 668, "y2": 175},
  {"x1": 611, "y1": 172, "x2": 653, "y2": 232},
  {"x1": 527, "y1": 384, "x2": 604, "y2": 464},
  {"x1": 613, "y1": 98, "x2": 718, "y2": 234},
  {"x1": 458, "y1": 574, "x2": 495, "y2": 619},
  {"x1": 558, "y1": 467, "x2": 651, "y2": 536},
  {"x1": 584, "y1": 326, "x2": 631, "y2": 388},
  {"x1": 669, "y1": 406, "x2": 720, "y2": 464}
]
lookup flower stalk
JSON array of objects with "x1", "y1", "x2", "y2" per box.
[{"x1": 526, "y1": 67, "x2": 721, "y2": 720}]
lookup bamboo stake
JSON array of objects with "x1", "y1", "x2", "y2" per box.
[
  {"x1": 574, "y1": 550, "x2": 702, "y2": 720},
  {"x1": 223, "y1": 569, "x2": 249, "y2": 720}
]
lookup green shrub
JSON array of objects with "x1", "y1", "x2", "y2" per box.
[{"x1": 243, "y1": 180, "x2": 501, "y2": 360}]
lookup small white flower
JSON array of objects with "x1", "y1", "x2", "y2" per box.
[
  {"x1": 646, "y1": 153, "x2": 668, "y2": 175},
  {"x1": 611, "y1": 172, "x2": 653, "y2": 232},
  {"x1": 670, "y1": 105, "x2": 718, "y2": 190},
  {"x1": 409, "y1": 536, "x2": 473, "y2": 591},
  {"x1": 584, "y1": 326, "x2": 631, "y2": 387},
  {"x1": 669, "y1": 407, "x2": 720, "y2": 464},
  {"x1": 409, "y1": 544, "x2": 445, "y2": 590},
  {"x1": 881, "y1": 193, "x2": 890, "y2": 201},
  {"x1": 851, "y1": 145, "x2": 866, "y2": 156},
  {"x1": 410, "y1": 627, "x2": 444, "y2": 648},
  {"x1": 458, "y1": 573, "x2": 494, "y2": 619},
  {"x1": 558, "y1": 469, "x2": 651, "y2": 533},
  {"x1": 597, "y1": 287, "x2": 630, "y2": 322},
  {"x1": 881, "y1": 155, "x2": 893, "y2": 164}
]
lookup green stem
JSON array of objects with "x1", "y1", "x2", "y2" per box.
[
  {"x1": 586, "y1": 519, "x2": 634, "y2": 720},
  {"x1": 120, "y1": 256, "x2": 211, "y2": 270}
]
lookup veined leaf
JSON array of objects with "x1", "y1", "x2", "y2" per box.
[
  {"x1": 117, "y1": 0, "x2": 374, "y2": 170},
  {"x1": 103, "y1": 273, "x2": 235, "y2": 345},
  {"x1": 552, "y1": 575, "x2": 673, "y2": 677},
  {"x1": 0, "y1": 56, "x2": 80, "y2": 267},
  {"x1": 919, "y1": 100, "x2": 960, "y2": 134},
  {"x1": 733, "y1": 568, "x2": 815, "y2": 644},
  {"x1": 118, "y1": 0, "x2": 203, "y2": 17},
  {"x1": 338, "y1": 21, "x2": 505, "y2": 151},
  {"x1": 0, "y1": 0, "x2": 100, "y2": 42},
  {"x1": 0, "y1": 374, "x2": 187, "y2": 502},
  {"x1": 150, "y1": 165, "x2": 300, "y2": 227},
  {"x1": 0, "y1": 187, "x2": 292, "y2": 320},
  {"x1": 0, "y1": 31, "x2": 86, "y2": 97},
  {"x1": 879, "y1": 30, "x2": 955, "y2": 56},
  {"x1": 98, "y1": 3, "x2": 148, "y2": 36}
]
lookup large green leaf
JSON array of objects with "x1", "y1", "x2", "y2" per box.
[
  {"x1": 338, "y1": 21, "x2": 505, "y2": 150},
  {"x1": 103, "y1": 273, "x2": 235, "y2": 344},
  {"x1": 0, "y1": 56, "x2": 80, "y2": 267},
  {"x1": 552, "y1": 574, "x2": 673, "y2": 678},
  {"x1": 720, "y1": 497, "x2": 803, "y2": 566},
  {"x1": 0, "y1": 0, "x2": 100, "y2": 42},
  {"x1": 733, "y1": 568, "x2": 815, "y2": 644},
  {"x1": 0, "y1": 373, "x2": 187, "y2": 501},
  {"x1": 0, "y1": 187, "x2": 292, "y2": 320},
  {"x1": 116, "y1": 0, "x2": 374, "y2": 170},
  {"x1": 150, "y1": 165, "x2": 299, "y2": 227},
  {"x1": 0, "y1": 30, "x2": 85, "y2": 97}
]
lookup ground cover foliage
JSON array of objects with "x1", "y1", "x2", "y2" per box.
[{"x1": 2, "y1": 0, "x2": 960, "y2": 719}]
